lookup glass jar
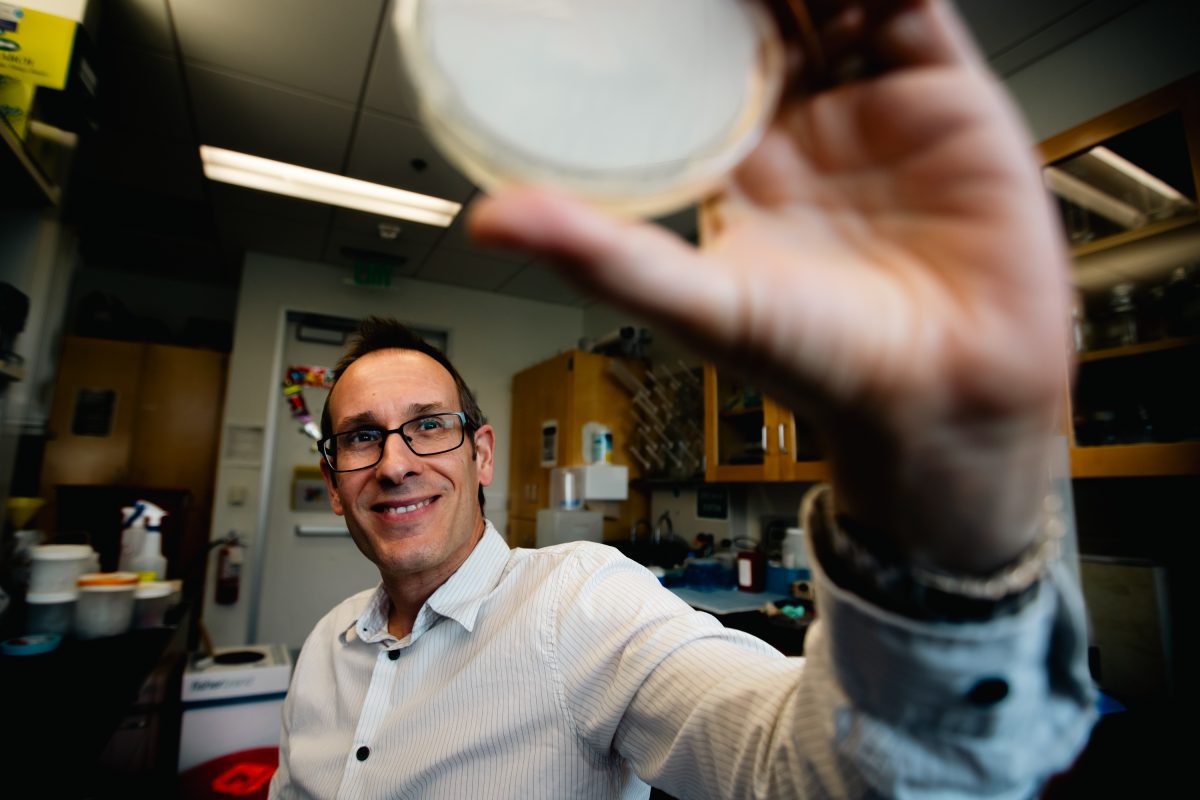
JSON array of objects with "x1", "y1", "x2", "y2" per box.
[{"x1": 1102, "y1": 283, "x2": 1139, "y2": 347}]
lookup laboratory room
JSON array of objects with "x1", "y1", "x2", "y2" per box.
[{"x1": 0, "y1": 0, "x2": 1194, "y2": 797}]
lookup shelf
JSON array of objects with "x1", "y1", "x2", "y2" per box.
[
  {"x1": 1070, "y1": 441, "x2": 1200, "y2": 477},
  {"x1": 1078, "y1": 335, "x2": 1200, "y2": 363},
  {"x1": 1069, "y1": 215, "x2": 1198, "y2": 259},
  {"x1": 719, "y1": 406, "x2": 765, "y2": 419},
  {"x1": 0, "y1": 115, "x2": 61, "y2": 207}
]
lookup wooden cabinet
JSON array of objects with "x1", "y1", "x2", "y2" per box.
[
  {"x1": 507, "y1": 350, "x2": 649, "y2": 547},
  {"x1": 1041, "y1": 76, "x2": 1200, "y2": 479},
  {"x1": 40, "y1": 337, "x2": 228, "y2": 594},
  {"x1": 702, "y1": 364, "x2": 828, "y2": 483}
]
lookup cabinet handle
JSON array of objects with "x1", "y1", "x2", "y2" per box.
[
  {"x1": 761, "y1": 425, "x2": 767, "y2": 453},
  {"x1": 778, "y1": 424, "x2": 787, "y2": 454}
]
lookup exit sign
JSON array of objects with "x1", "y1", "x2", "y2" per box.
[{"x1": 353, "y1": 261, "x2": 392, "y2": 288}]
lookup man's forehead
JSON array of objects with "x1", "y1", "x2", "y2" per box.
[{"x1": 329, "y1": 348, "x2": 458, "y2": 422}]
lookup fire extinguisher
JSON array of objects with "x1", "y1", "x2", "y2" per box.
[{"x1": 215, "y1": 533, "x2": 243, "y2": 606}]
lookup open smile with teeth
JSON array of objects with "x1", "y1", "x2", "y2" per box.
[{"x1": 377, "y1": 497, "x2": 436, "y2": 515}]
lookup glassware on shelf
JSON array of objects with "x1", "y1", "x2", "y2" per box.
[{"x1": 1102, "y1": 283, "x2": 1140, "y2": 347}]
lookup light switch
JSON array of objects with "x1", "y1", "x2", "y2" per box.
[{"x1": 228, "y1": 485, "x2": 248, "y2": 506}]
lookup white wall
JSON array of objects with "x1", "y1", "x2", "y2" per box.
[{"x1": 206, "y1": 252, "x2": 582, "y2": 646}]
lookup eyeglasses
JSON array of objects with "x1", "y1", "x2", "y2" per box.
[{"x1": 319, "y1": 412, "x2": 472, "y2": 472}]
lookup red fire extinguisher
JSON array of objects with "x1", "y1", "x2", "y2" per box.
[{"x1": 215, "y1": 534, "x2": 243, "y2": 606}]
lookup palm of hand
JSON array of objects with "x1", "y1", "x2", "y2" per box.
[{"x1": 704, "y1": 64, "x2": 1070, "y2": 428}]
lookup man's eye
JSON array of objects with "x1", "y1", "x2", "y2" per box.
[
  {"x1": 347, "y1": 429, "x2": 382, "y2": 444},
  {"x1": 415, "y1": 417, "x2": 442, "y2": 431}
]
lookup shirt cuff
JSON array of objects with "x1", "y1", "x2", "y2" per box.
[{"x1": 805, "y1": 494, "x2": 1098, "y2": 797}]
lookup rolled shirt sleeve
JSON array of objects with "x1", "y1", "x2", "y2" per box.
[{"x1": 551, "y1": 536, "x2": 1096, "y2": 798}]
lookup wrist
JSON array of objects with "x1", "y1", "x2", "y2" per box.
[
  {"x1": 803, "y1": 483, "x2": 1064, "y2": 622},
  {"x1": 824, "y1": 407, "x2": 1060, "y2": 574}
]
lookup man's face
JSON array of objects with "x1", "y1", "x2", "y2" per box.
[{"x1": 320, "y1": 349, "x2": 494, "y2": 585}]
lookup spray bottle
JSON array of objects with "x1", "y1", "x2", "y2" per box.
[{"x1": 119, "y1": 500, "x2": 169, "y2": 580}]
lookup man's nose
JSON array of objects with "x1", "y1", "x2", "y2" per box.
[{"x1": 373, "y1": 430, "x2": 421, "y2": 483}]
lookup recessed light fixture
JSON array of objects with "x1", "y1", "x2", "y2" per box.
[{"x1": 199, "y1": 145, "x2": 462, "y2": 227}]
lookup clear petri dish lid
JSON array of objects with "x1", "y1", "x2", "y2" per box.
[{"x1": 395, "y1": 0, "x2": 784, "y2": 218}]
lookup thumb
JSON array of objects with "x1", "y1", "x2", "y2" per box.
[{"x1": 469, "y1": 187, "x2": 744, "y2": 347}]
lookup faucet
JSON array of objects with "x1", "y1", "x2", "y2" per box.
[
  {"x1": 653, "y1": 511, "x2": 673, "y2": 545},
  {"x1": 630, "y1": 518, "x2": 651, "y2": 543}
]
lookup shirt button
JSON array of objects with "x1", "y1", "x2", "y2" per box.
[
  {"x1": 356, "y1": 746, "x2": 370, "y2": 761},
  {"x1": 388, "y1": 649, "x2": 400, "y2": 661},
  {"x1": 967, "y1": 678, "x2": 1009, "y2": 706}
]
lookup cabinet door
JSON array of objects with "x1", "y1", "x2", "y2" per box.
[
  {"x1": 704, "y1": 364, "x2": 772, "y2": 481},
  {"x1": 704, "y1": 364, "x2": 830, "y2": 483},
  {"x1": 41, "y1": 337, "x2": 145, "y2": 492},
  {"x1": 509, "y1": 353, "x2": 570, "y2": 521},
  {"x1": 506, "y1": 516, "x2": 537, "y2": 550},
  {"x1": 773, "y1": 406, "x2": 831, "y2": 482},
  {"x1": 129, "y1": 344, "x2": 228, "y2": 494}
]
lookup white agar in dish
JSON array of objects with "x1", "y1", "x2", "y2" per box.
[{"x1": 396, "y1": 0, "x2": 784, "y2": 217}]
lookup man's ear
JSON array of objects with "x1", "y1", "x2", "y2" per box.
[
  {"x1": 472, "y1": 424, "x2": 496, "y2": 488},
  {"x1": 320, "y1": 460, "x2": 345, "y2": 516}
]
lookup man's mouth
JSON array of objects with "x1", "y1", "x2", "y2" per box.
[{"x1": 373, "y1": 497, "x2": 437, "y2": 516}]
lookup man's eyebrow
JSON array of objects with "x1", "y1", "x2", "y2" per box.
[
  {"x1": 336, "y1": 411, "x2": 381, "y2": 432},
  {"x1": 335, "y1": 403, "x2": 450, "y2": 432}
]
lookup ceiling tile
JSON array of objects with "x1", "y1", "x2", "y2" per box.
[
  {"x1": 171, "y1": 0, "x2": 385, "y2": 102},
  {"x1": 214, "y1": 208, "x2": 329, "y2": 263},
  {"x1": 112, "y1": 52, "x2": 194, "y2": 144},
  {"x1": 416, "y1": 247, "x2": 525, "y2": 291},
  {"x1": 109, "y1": 143, "x2": 207, "y2": 200},
  {"x1": 109, "y1": 0, "x2": 175, "y2": 55},
  {"x1": 187, "y1": 65, "x2": 355, "y2": 172},
  {"x1": 322, "y1": 227, "x2": 433, "y2": 277},
  {"x1": 330, "y1": 208, "x2": 446, "y2": 245},
  {"x1": 362, "y1": 4, "x2": 420, "y2": 122},
  {"x1": 497, "y1": 264, "x2": 584, "y2": 307},
  {"x1": 347, "y1": 111, "x2": 476, "y2": 203},
  {"x1": 208, "y1": 183, "x2": 333, "y2": 224}
]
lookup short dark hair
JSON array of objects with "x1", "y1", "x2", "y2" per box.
[{"x1": 321, "y1": 317, "x2": 488, "y2": 510}]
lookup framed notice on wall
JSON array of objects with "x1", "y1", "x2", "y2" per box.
[{"x1": 540, "y1": 420, "x2": 558, "y2": 468}]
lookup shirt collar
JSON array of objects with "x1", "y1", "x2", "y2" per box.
[{"x1": 345, "y1": 519, "x2": 510, "y2": 644}]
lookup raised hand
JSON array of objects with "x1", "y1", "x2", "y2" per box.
[{"x1": 470, "y1": 0, "x2": 1072, "y2": 573}]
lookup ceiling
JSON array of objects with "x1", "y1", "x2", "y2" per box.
[{"x1": 70, "y1": 0, "x2": 1141, "y2": 306}]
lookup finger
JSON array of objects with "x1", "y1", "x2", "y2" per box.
[
  {"x1": 469, "y1": 188, "x2": 743, "y2": 349},
  {"x1": 869, "y1": 0, "x2": 986, "y2": 71}
]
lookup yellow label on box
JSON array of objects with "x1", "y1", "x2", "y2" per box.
[
  {"x1": 0, "y1": 4, "x2": 76, "y2": 90},
  {"x1": 0, "y1": 72, "x2": 33, "y2": 138}
]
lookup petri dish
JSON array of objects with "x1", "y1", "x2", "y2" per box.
[{"x1": 395, "y1": 0, "x2": 784, "y2": 218}]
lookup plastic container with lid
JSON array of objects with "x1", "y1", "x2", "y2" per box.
[
  {"x1": 28, "y1": 545, "x2": 95, "y2": 594},
  {"x1": 133, "y1": 581, "x2": 174, "y2": 628},
  {"x1": 25, "y1": 591, "x2": 76, "y2": 636},
  {"x1": 75, "y1": 572, "x2": 138, "y2": 639}
]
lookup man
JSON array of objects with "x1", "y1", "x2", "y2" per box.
[{"x1": 270, "y1": 1, "x2": 1095, "y2": 797}]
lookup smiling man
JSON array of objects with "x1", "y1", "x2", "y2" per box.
[
  {"x1": 318, "y1": 339, "x2": 495, "y2": 637},
  {"x1": 269, "y1": 2, "x2": 1097, "y2": 798}
]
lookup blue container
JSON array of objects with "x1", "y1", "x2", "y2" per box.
[{"x1": 766, "y1": 565, "x2": 811, "y2": 596}]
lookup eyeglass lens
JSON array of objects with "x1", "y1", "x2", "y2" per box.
[{"x1": 328, "y1": 413, "x2": 465, "y2": 471}]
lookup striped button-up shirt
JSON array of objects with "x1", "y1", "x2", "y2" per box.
[{"x1": 270, "y1": 519, "x2": 1094, "y2": 799}]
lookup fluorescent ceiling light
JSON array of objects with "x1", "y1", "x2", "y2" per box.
[
  {"x1": 1089, "y1": 146, "x2": 1193, "y2": 207},
  {"x1": 1044, "y1": 166, "x2": 1145, "y2": 230},
  {"x1": 199, "y1": 145, "x2": 462, "y2": 227}
]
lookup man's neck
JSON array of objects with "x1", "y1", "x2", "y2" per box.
[{"x1": 382, "y1": 518, "x2": 487, "y2": 638}]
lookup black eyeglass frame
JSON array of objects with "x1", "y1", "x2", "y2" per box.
[{"x1": 319, "y1": 411, "x2": 475, "y2": 472}]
